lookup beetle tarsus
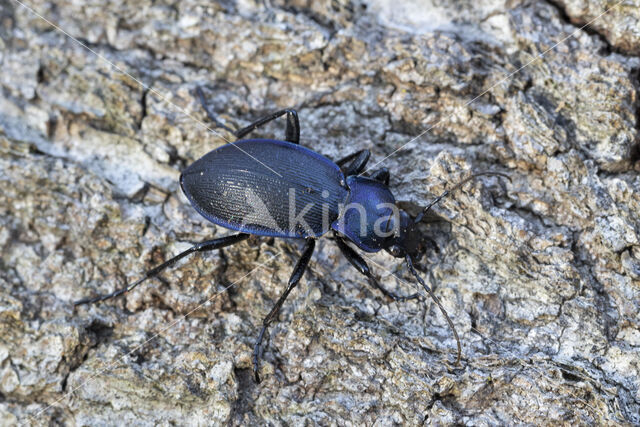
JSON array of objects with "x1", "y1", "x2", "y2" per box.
[
  {"x1": 252, "y1": 238, "x2": 315, "y2": 383},
  {"x1": 195, "y1": 86, "x2": 237, "y2": 135},
  {"x1": 365, "y1": 276, "x2": 420, "y2": 302},
  {"x1": 252, "y1": 327, "x2": 267, "y2": 384},
  {"x1": 74, "y1": 279, "x2": 142, "y2": 306},
  {"x1": 75, "y1": 233, "x2": 250, "y2": 306}
]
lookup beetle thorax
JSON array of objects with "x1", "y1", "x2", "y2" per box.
[{"x1": 331, "y1": 175, "x2": 399, "y2": 253}]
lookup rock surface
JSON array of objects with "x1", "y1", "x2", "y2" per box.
[{"x1": 1, "y1": 0, "x2": 639, "y2": 424}]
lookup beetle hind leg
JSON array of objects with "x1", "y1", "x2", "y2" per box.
[
  {"x1": 196, "y1": 86, "x2": 238, "y2": 135},
  {"x1": 74, "y1": 233, "x2": 250, "y2": 306},
  {"x1": 253, "y1": 238, "x2": 315, "y2": 383}
]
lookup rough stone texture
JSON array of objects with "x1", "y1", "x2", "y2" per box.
[
  {"x1": 1, "y1": 0, "x2": 639, "y2": 425},
  {"x1": 551, "y1": 0, "x2": 640, "y2": 55}
]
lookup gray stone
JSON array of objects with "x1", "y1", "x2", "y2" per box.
[{"x1": 1, "y1": 0, "x2": 639, "y2": 424}]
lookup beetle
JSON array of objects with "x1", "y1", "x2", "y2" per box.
[{"x1": 75, "y1": 87, "x2": 508, "y2": 382}]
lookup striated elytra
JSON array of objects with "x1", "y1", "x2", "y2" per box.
[{"x1": 75, "y1": 86, "x2": 508, "y2": 383}]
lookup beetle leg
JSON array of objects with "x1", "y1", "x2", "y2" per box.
[
  {"x1": 368, "y1": 167, "x2": 390, "y2": 185},
  {"x1": 334, "y1": 235, "x2": 419, "y2": 301},
  {"x1": 74, "y1": 233, "x2": 250, "y2": 306},
  {"x1": 196, "y1": 87, "x2": 300, "y2": 143},
  {"x1": 253, "y1": 238, "x2": 315, "y2": 383},
  {"x1": 336, "y1": 149, "x2": 366, "y2": 167},
  {"x1": 234, "y1": 109, "x2": 300, "y2": 144},
  {"x1": 195, "y1": 86, "x2": 238, "y2": 134},
  {"x1": 337, "y1": 149, "x2": 371, "y2": 176},
  {"x1": 335, "y1": 150, "x2": 359, "y2": 166}
]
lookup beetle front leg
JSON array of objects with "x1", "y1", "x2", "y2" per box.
[
  {"x1": 334, "y1": 234, "x2": 419, "y2": 302},
  {"x1": 252, "y1": 238, "x2": 315, "y2": 383},
  {"x1": 369, "y1": 167, "x2": 390, "y2": 185}
]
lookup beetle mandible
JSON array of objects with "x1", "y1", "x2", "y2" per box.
[{"x1": 76, "y1": 87, "x2": 508, "y2": 382}]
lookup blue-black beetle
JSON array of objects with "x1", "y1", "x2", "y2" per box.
[{"x1": 76, "y1": 87, "x2": 508, "y2": 382}]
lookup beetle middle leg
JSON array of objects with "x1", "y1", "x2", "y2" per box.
[
  {"x1": 234, "y1": 109, "x2": 300, "y2": 143},
  {"x1": 334, "y1": 234, "x2": 419, "y2": 301},
  {"x1": 74, "y1": 233, "x2": 250, "y2": 306},
  {"x1": 253, "y1": 238, "x2": 315, "y2": 383},
  {"x1": 196, "y1": 86, "x2": 300, "y2": 144},
  {"x1": 195, "y1": 86, "x2": 238, "y2": 135},
  {"x1": 337, "y1": 149, "x2": 371, "y2": 176}
]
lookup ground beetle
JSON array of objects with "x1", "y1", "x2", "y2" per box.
[{"x1": 76, "y1": 87, "x2": 508, "y2": 382}]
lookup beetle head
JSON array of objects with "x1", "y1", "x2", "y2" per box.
[{"x1": 384, "y1": 210, "x2": 421, "y2": 259}]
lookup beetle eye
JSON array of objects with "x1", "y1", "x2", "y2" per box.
[{"x1": 387, "y1": 244, "x2": 404, "y2": 258}]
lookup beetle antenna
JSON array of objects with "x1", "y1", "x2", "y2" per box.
[
  {"x1": 414, "y1": 172, "x2": 510, "y2": 224},
  {"x1": 405, "y1": 254, "x2": 461, "y2": 365}
]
